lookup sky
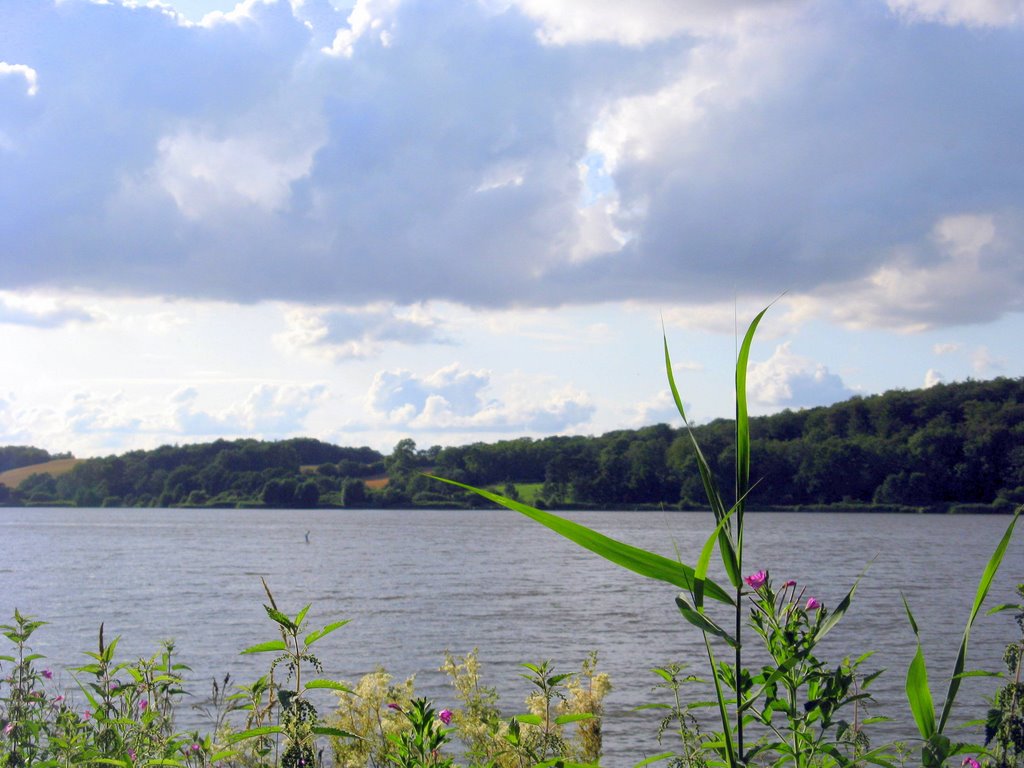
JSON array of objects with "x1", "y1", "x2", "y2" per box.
[{"x1": 1, "y1": 0, "x2": 1023, "y2": 459}]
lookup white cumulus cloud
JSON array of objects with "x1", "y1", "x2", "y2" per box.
[{"x1": 748, "y1": 342, "x2": 854, "y2": 410}]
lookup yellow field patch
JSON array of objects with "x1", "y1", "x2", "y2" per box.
[{"x1": 0, "y1": 458, "x2": 83, "y2": 488}]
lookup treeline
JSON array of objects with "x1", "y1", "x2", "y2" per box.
[
  {"x1": 2, "y1": 376, "x2": 1023, "y2": 511},
  {"x1": 0, "y1": 445, "x2": 72, "y2": 472}
]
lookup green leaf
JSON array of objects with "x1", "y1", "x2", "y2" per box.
[
  {"x1": 734, "y1": 305, "x2": 770, "y2": 531},
  {"x1": 311, "y1": 725, "x2": 362, "y2": 740},
  {"x1": 304, "y1": 679, "x2": 354, "y2": 693},
  {"x1": 227, "y1": 725, "x2": 283, "y2": 743},
  {"x1": 515, "y1": 714, "x2": 543, "y2": 726},
  {"x1": 986, "y1": 602, "x2": 1022, "y2": 616},
  {"x1": 555, "y1": 712, "x2": 594, "y2": 725},
  {"x1": 675, "y1": 594, "x2": 736, "y2": 647},
  {"x1": 664, "y1": 331, "x2": 739, "y2": 587},
  {"x1": 812, "y1": 568, "x2": 866, "y2": 644},
  {"x1": 304, "y1": 620, "x2": 351, "y2": 647},
  {"x1": 902, "y1": 595, "x2": 936, "y2": 739},
  {"x1": 634, "y1": 752, "x2": 675, "y2": 767},
  {"x1": 937, "y1": 507, "x2": 1019, "y2": 733},
  {"x1": 263, "y1": 605, "x2": 297, "y2": 631},
  {"x1": 294, "y1": 603, "x2": 311, "y2": 627},
  {"x1": 240, "y1": 640, "x2": 288, "y2": 655},
  {"x1": 694, "y1": 503, "x2": 739, "y2": 610},
  {"x1": 426, "y1": 476, "x2": 733, "y2": 605}
]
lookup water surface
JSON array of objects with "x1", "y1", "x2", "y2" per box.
[{"x1": 1, "y1": 508, "x2": 1020, "y2": 765}]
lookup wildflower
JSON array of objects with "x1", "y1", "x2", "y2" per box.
[
  {"x1": 4, "y1": 722, "x2": 15, "y2": 736},
  {"x1": 782, "y1": 580, "x2": 797, "y2": 588},
  {"x1": 139, "y1": 699, "x2": 148, "y2": 711},
  {"x1": 438, "y1": 708, "x2": 453, "y2": 725},
  {"x1": 42, "y1": 668, "x2": 53, "y2": 679},
  {"x1": 190, "y1": 743, "x2": 201, "y2": 753},
  {"x1": 387, "y1": 702, "x2": 402, "y2": 711},
  {"x1": 128, "y1": 748, "x2": 136, "y2": 761},
  {"x1": 83, "y1": 709, "x2": 92, "y2": 720},
  {"x1": 962, "y1": 759, "x2": 981, "y2": 768},
  {"x1": 109, "y1": 681, "x2": 119, "y2": 691},
  {"x1": 744, "y1": 570, "x2": 767, "y2": 589},
  {"x1": 54, "y1": 695, "x2": 65, "y2": 704},
  {"x1": 805, "y1": 597, "x2": 821, "y2": 611}
]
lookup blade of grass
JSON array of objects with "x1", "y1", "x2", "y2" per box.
[
  {"x1": 936, "y1": 507, "x2": 1020, "y2": 732},
  {"x1": 664, "y1": 329, "x2": 740, "y2": 587},
  {"x1": 902, "y1": 594, "x2": 936, "y2": 739},
  {"x1": 428, "y1": 476, "x2": 734, "y2": 605}
]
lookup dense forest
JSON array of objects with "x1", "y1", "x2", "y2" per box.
[{"x1": 1, "y1": 376, "x2": 1023, "y2": 512}]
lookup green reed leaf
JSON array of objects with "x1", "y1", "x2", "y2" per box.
[
  {"x1": 240, "y1": 640, "x2": 288, "y2": 655},
  {"x1": 427, "y1": 476, "x2": 734, "y2": 605},
  {"x1": 304, "y1": 620, "x2": 351, "y2": 647},
  {"x1": 937, "y1": 506, "x2": 1019, "y2": 733},
  {"x1": 902, "y1": 595, "x2": 936, "y2": 739},
  {"x1": 734, "y1": 306, "x2": 769, "y2": 533},
  {"x1": 664, "y1": 331, "x2": 740, "y2": 588},
  {"x1": 676, "y1": 594, "x2": 736, "y2": 647},
  {"x1": 694, "y1": 503, "x2": 739, "y2": 610},
  {"x1": 634, "y1": 752, "x2": 675, "y2": 767}
]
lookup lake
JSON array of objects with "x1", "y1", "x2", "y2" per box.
[{"x1": 0, "y1": 507, "x2": 1021, "y2": 766}]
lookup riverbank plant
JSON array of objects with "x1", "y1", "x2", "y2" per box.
[{"x1": 430, "y1": 306, "x2": 1022, "y2": 767}]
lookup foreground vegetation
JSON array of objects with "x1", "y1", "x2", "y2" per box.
[{"x1": 2, "y1": 374, "x2": 1024, "y2": 511}]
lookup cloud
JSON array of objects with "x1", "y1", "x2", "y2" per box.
[
  {"x1": 924, "y1": 369, "x2": 944, "y2": 387},
  {"x1": 173, "y1": 383, "x2": 327, "y2": 434},
  {"x1": 971, "y1": 345, "x2": 1006, "y2": 375},
  {"x1": 0, "y1": 382, "x2": 327, "y2": 455},
  {"x1": 0, "y1": 62, "x2": 38, "y2": 96},
  {"x1": 0, "y1": 294, "x2": 98, "y2": 328},
  {"x1": 887, "y1": 0, "x2": 1024, "y2": 28},
  {"x1": 748, "y1": 342, "x2": 854, "y2": 409},
  {"x1": 508, "y1": 0, "x2": 802, "y2": 45},
  {"x1": 277, "y1": 303, "x2": 449, "y2": 359},
  {"x1": 2, "y1": 1, "x2": 1023, "y2": 330},
  {"x1": 363, "y1": 363, "x2": 594, "y2": 433},
  {"x1": 808, "y1": 212, "x2": 1024, "y2": 331}
]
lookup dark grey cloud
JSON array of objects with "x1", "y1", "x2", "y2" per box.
[{"x1": 2, "y1": 0, "x2": 1023, "y2": 329}]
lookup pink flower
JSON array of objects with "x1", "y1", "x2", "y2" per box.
[
  {"x1": 438, "y1": 709, "x2": 453, "y2": 725},
  {"x1": 744, "y1": 570, "x2": 767, "y2": 590},
  {"x1": 961, "y1": 759, "x2": 981, "y2": 768},
  {"x1": 42, "y1": 668, "x2": 53, "y2": 679},
  {"x1": 387, "y1": 702, "x2": 402, "y2": 711},
  {"x1": 83, "y1": 709, "x2": 92, "y2": 721},
  {"x1": 805, "y1": 597, "x2": 821, "y2": 611},
  {"x1": 139, "y1": 700, "x2": 148, "y2": 711},
  {"x1": 128, "y1": 748, "x2": 136, "y2": 761},
  {"x1": 4, "y1": 722, "x2": 15, "y2": 736},
  {"x1": 782, "y1": 580, "x2": 797, "y2": 588},
  {"x1": 190, "y1": 743, "x2": 201, "y2": 753},
  {"x1": 54, "y1": 695, "x2": 65, "y2": 704}
]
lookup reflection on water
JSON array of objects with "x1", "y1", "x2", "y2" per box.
[{"x1": 1, "y1": 507, "x2": 1020, "y2": 766}]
